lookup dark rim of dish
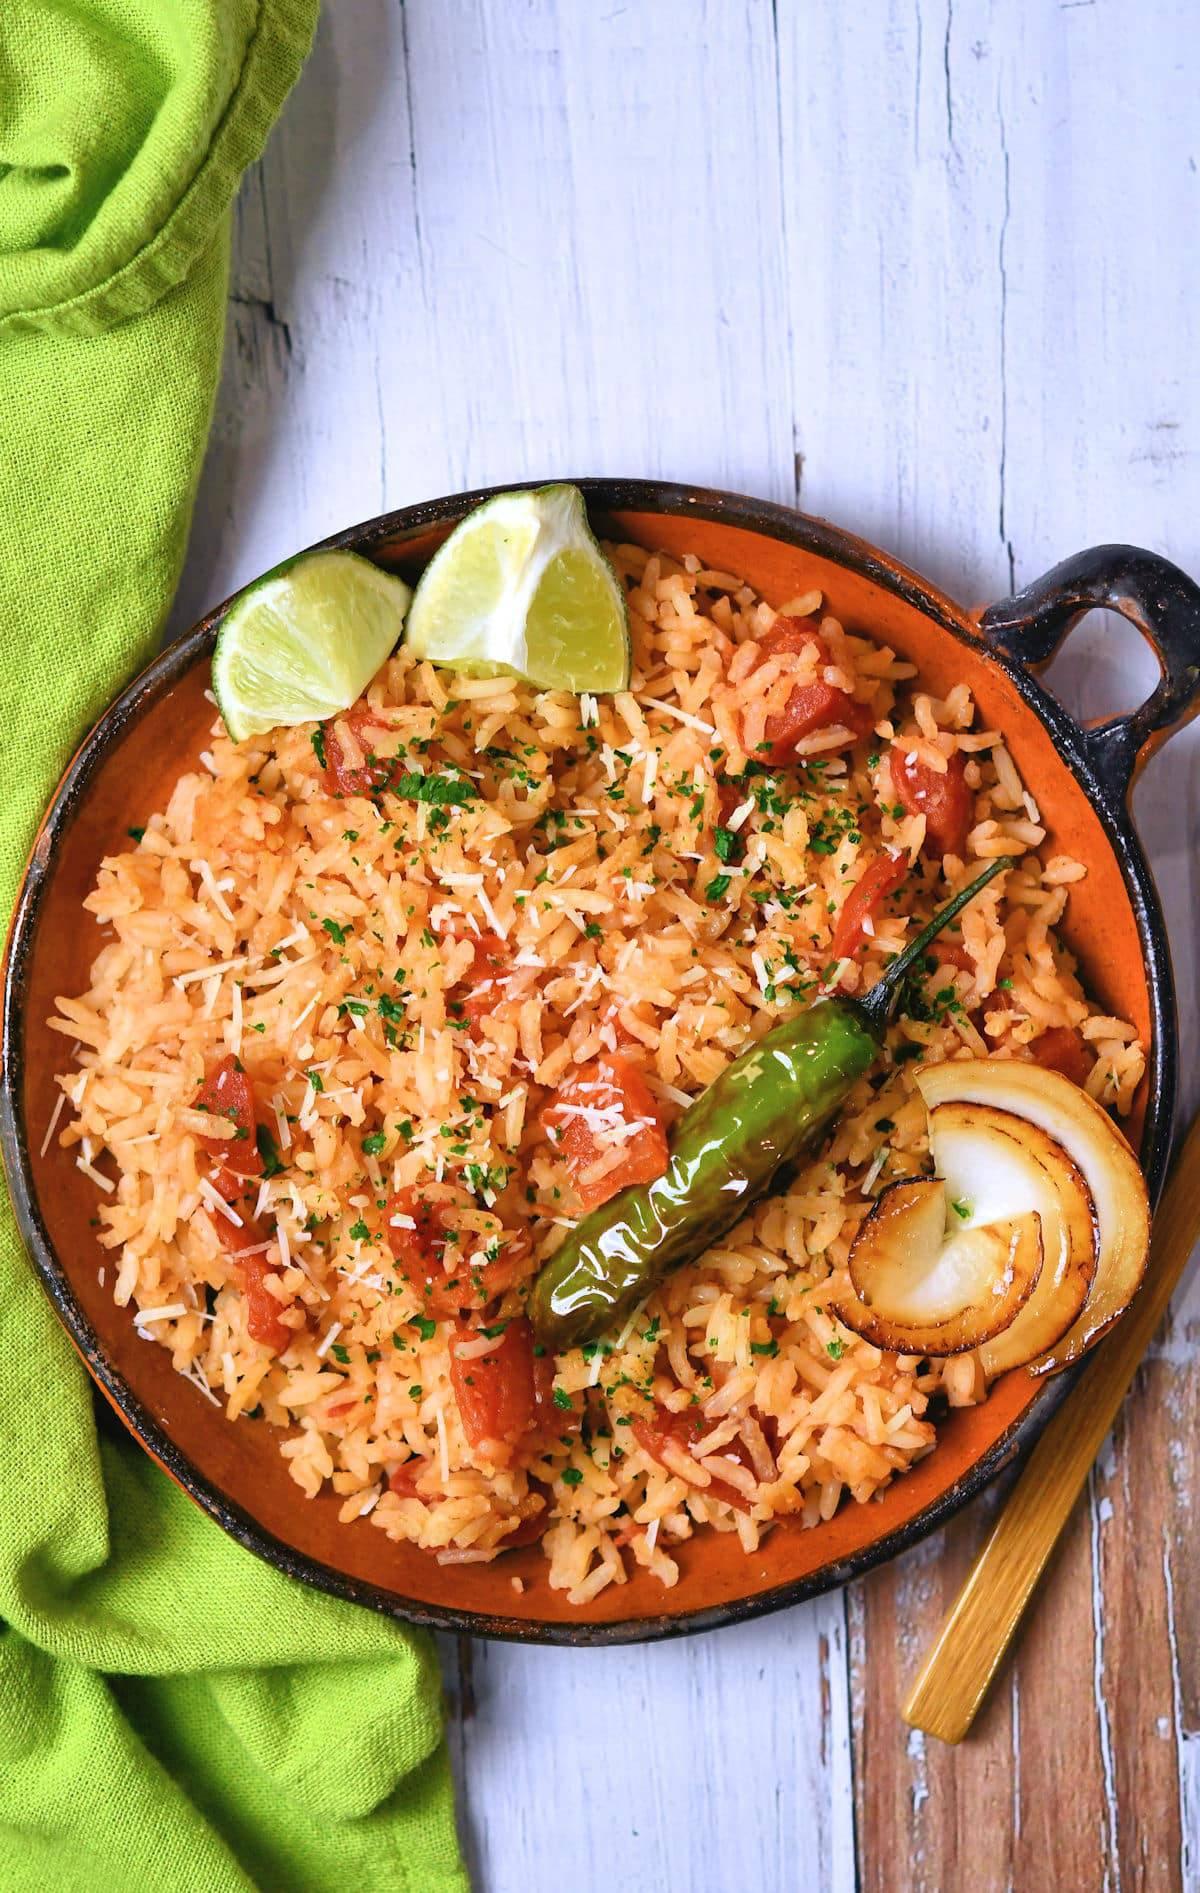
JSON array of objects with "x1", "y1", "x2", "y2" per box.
[{"x1": 0, "y1": 478, "x2": 1178, "y2": 1645}]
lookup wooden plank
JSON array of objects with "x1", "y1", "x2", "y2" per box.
[{"x1": 439, "y1": 1596, "x2": 856, "y2": 1893}]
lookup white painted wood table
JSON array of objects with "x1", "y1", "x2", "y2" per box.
[{"x1": 179, "y1": 3, "x2": 1200, "y2": 1886}]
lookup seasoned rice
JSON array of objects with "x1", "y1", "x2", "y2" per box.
[{"x1": 49, "y1": 545, "x2": 1145, "y2": 1603}]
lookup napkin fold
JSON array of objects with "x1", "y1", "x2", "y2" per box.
[{"x1": 0, "y1": 5, "x2": 465, "y2": 1886}]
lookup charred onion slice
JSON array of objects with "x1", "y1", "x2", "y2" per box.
[
  {"x1": 928, "y1": 1101, "x2": 1099, "y2": 1377},
  {"x1": 917, "y1": 1059, "x2": 1150, "y2": 1373},
  {"x1": 840, "y1": 1178, "x2": 1043, "y2": 1356}
]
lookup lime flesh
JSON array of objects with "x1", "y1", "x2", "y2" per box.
[
  {"x1": 212, "y1": 550, "x2": 411, "y2": 742},
  {"x1": 403, "y1": 484, "x2": 631, "y2": 693}
]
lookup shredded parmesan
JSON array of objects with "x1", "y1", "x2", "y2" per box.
[
  {"x1": 173, "y1": 957, "x2": 249, "y2": 990},
  {"x1": 229, "y1": 980, "x2": 243, "y2": 1056},
  {"x1": 639, "y1": 697, "x2": 718, "y2": 738},
  {"x1": 198, "y1": 1176, "x2": 243, "y2": 1226},
  {"x1": 39, "y1": 1088, "x2": 67, "y2": 1158}
]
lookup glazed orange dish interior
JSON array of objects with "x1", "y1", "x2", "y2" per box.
[{"x1": 34, "y1": 502, "x2": 1153, "y2": 1623}]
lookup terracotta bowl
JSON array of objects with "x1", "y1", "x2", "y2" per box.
[{"x1": 6, "y1": 481, "x2": 1200, "y2": 1644}]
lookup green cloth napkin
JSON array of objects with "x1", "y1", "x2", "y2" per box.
[{"x1": 0, "y1": 6, "x2": 467, "y2": 1889}]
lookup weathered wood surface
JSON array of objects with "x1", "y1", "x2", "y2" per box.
[{"x1": 181, "y1": 1, "x2": 1200, "y2": 1886}]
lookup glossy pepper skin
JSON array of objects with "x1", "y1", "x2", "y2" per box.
[{"x1": 529, "y1": 857, "x2": 1011, "y2": 1352}]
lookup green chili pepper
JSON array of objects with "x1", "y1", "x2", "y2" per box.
[{"x1": 529, "y1": 857, "x2": 1012, "y2": 1351}]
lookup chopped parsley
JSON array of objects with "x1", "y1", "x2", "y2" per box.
[
  {"x1": 126, "y1": 826, "x2": 145, "y2": 842},
  {"x1": 348, "y1": 1218, "x2": 370, "y2": 1241},
  {"x1": 330, "y1": 1343, "x2": 351, "y2": 1365},
  {"x1": 255, "y1": 1125, "x2": 284, "y2": 1178},
  {"x1": 552, "y1": 1386, "x2": 573, "y2": 1410},
  {"x1": 713, "y1": 826, "x2": 741, "y2": 864},
  {"x1": 952, "y1": 1199, "x2": 971, "y2": 1220},
  {"x1": 362, "y1": 1132, "x2": 387, "y2": 1156},
  {"x1": 705, "y1": 873, "x2": 732, "y2": 901},
  {"x1": 561, "y1": 1467, "x2": 584, "y2": 1487},
  {"x1": 826, "y1": 1337, "x2": 845, "y2": 1361},
  {"x1": 322, "y1": 918, "x2": 350, "y2": 945},
  {"x1": 310, "y1": 726, "x2": 327, "y2": 769},
  {"x1": 410, "y1": 1315, "x2": 437, "y2": 1342},
  {"x1": 395, "y1": 771, "x2": 478, "y2": 807}
]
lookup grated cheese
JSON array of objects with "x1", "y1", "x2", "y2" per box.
[
  {"x1": 229, "y1": 980, "x2": 243, "y2": 1056},
  {"x1": 861, "y1": 1148, "x2": 888, "y2": 1195},
  {"x1": 39, "y1": 1088, "x2": 67, "y2": 1158},
  {"x1": 174, "y1": 956, "x2": 248, "y2": 990},
  {"x1": 191, "y1": 857, "x2": 236, "y2": 925},
  {"x1": 316, "y1": 1321, "x2": 342, "y2": 1359},
  {"x1": 640, "y1": 697, "x2": 718, "y2": 738},
  {"x1": 727, "y1": 796, "x2": 756, "y2": 832},
  {"x1": 199, "y1": 1176, "x2": 243, "y2": 1225}
]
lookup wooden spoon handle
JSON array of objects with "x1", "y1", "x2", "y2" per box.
[{"x1": 903, "y1": 1109, "x2": 1200, "y2": 1745}]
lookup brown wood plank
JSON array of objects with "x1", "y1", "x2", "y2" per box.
[
  {"x1": 852, "y1": 1474, "x2": 1109, "y2": 1891},
  {"x1": 851, "y1": 1332, "x2": 1200, "y2": 1893},
  {"x1": 1094, "y1": 1356, "x2": 1189, "y2": 1891},
  {"x1": 851, "y1": 1480, "x2": 1019, "y2": 1893}
]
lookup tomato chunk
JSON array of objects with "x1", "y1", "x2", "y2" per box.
[
  {"x1": 321, "y1": 704, "x2": 400, "y2": 797},
  {"x1": 451, "y1": 931, "x2": 508, "y2": 1021},
  {"x1": 197, "y1": 1086, "x2": 298, "y2": 1355},
  {"x1": 385, "y1": 1186, "x2": 471, "y2": 1318},
  {"x1": 890, "y1": 746, "x2": 973, "y2": 858},
  {"x1": 751, "y1": 619, "x2": 874, "y2": 766},
  {"x1": 502, "y1": 1479, "x2": 555, "y2": 1548},
  {"x1": 544, "y1": 1054, "x2": 670, "y2": 1212},
  {"x1": 236, "y1": 1251, "x2": 293, "y2": 1353},
  {"x1": 193, "y1": 1055, "x2": 262, "y2": 1177},
  {"x1": 204, "y1": 1198, "x2": 294, "y2": 1355},
  {"x1": 928, "y1": 939, "x2": 974, "y2": 975},
  {"x1": 450, "y1": 1316, "x2": 538, "y2": 1456},
  {"x1": 385, "y1": 1186, "x2": 527, "y2": 1315},
  {"x1": 631, "y1": 1404, "x2": 754, "y2": 1513},
  {"x1": 1029, "y1": 1025, "x2": 1095, "y2": 1087},
  {"x1": 388, "y1": 1458, "x2": 431, "y2": 1500},
  {"x1": 830, "y1": 852, "x2": 908, "y2": 961}
]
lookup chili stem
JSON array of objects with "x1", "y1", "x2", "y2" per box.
[{"x1": 857, "y1": 855, "x2": 1015, "y2": 1031}]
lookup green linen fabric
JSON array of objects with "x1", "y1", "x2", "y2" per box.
[{"x1": 0, "y1": 5, "x2": 466, "y2": 1888}]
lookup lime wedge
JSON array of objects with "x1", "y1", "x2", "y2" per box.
[
  {"x1": 212, "y1": 550, "x2": 411, "y2": 742},
  {"x1": 403, "y1": 484, "x2": 631, "y2": 693}
]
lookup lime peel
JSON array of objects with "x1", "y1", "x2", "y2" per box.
[
  {"x1": 403, "y1": 484, "x2": 631, "y2": 694},
  {"x1": 212, "y1": 550, "x2": 411, "y2": 743}
]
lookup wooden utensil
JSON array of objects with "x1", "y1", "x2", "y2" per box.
[{"x1": 903, "y1": 1108, "x2": 1200, "y2": 1744}]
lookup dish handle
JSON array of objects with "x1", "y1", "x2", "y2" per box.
[{"x1": 979, "y1": 544, "x2": 1200, "y2": 804}]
